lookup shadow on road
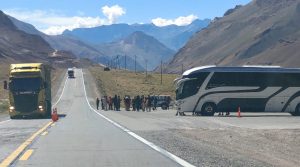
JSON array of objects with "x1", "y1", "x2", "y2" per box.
[
  {"x1": 10, "y1": 114, "x2": 67, "y2": 120},
  {"x1": 177, "y1": 113, "x2": 294, "y2": 118}
]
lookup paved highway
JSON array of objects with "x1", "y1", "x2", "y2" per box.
[
  {"x1": 1, "y1": 68, "x2": 299, "y2": 167},
  {"x1": 10, "y1": 69, "x2": 186, "y2": 167}
]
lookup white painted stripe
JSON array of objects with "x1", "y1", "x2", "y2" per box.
[
  {"x1": 0, "y1": 119, "x2": 11, "y2": 125},
  {"x1": 52, "y1": 74, "x2": 68, "y2": 107},
  {"x1": 80, "y1": 69, "x2": 195, "y2": 167}
]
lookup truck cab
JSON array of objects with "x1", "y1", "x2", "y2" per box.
[
  {"x1": 68, "y1": 68, "x2": 75, "y2": 78},
  {"x1": 8, "y1": 63, "x2": 51, "y2": 118}
]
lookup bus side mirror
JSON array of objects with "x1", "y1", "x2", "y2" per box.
[{"x1": 3, "y1": 81, "x2": 7, "y2": 90}]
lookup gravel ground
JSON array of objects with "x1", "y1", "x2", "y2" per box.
[{"x1": 136, "y1": 128, "x2": 300, "y2": 167}]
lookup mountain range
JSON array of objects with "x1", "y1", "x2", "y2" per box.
[
  {"x1": 5, "y1": 12, "x2": 210, "y2": 70},
  {"x1": 63, "y1": 19, "x2": 211, "y2": 51},
  {"x1": 165, "y1": 0, "x2": 300, "y2": 73}
]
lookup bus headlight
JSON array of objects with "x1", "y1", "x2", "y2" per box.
[
  {"x1": 9, "y1": 106, "x2": 15, "y2": 112},
  {"x1": 38, "y1": 105, "x2": 44, "y2": 111}
]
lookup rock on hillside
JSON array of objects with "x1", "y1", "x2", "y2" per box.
[{"x1": 165, "y1": 0, "x2": 300, "y2": 73}]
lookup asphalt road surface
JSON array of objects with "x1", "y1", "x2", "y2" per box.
[
  {"x1": 8, "y1": 69, "x2": 184, "y2": 167},
  {"x1": 1, "y1": 68, "x2": 300, "y2": 167}
]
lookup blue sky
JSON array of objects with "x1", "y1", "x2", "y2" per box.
[{"x1": 2, "y1": 0, "x2": 251, "y2": 35}]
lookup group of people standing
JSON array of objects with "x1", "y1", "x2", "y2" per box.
[
  {"x1": 96, "y1": 95, "x2": 158, "y2": 112},
  {"x1": 96, "y1": 95, "x2": 121, "y2": 111},
  {"x1": 127, "y1": 95, "x2": 157, "y2": 112}
]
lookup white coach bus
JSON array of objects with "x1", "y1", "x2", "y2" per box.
[{"x1": 175, "y1": 66, "x2": 300, "y2": 116}]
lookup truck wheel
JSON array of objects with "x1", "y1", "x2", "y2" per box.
[
  {"x1": 201, "y1": 103, "x2": 216, "y2": 116},
  {"x1": 10, "y1": 116, "x2": 17, "y2": 119},
  {"x1": 161, "y1": 104, "x2": 167, "y2": 110},
  {"x1": 291, "y1": 104, "x2": 300, "y2": 116}
]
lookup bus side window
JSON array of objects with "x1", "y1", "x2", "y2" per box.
[{"x1": 206, "y1": 72, "x2": 228, "y2": 89}]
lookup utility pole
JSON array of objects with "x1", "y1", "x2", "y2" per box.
[
  {"x1": 182, "y1": 64, "x2": 184, "y2": 74},
  {"x1": 125, "y1": 55, "x2": 127, "y2": 70},
  {"x1": 161, "y1": 60, "x2": 163, "y2": 85},
  {"x1": 135, "y1": 55, "x2": 136, "y2": 74},
  {"x1": 145, "y1": 59, "x2": 148, "y2": 77}
]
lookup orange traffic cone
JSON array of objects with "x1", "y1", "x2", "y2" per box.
[
  {"x1": 237, "y1": 107, "x2": 241, "y2": 118},
  {"x1": 55, "y1": 108, "x2": 59, "y2": 121},
  {"x1": 51, "y1": 109, "x2": 55, "y2": 122},
  {"x1": 52, "y1": 108, "x2": 59, "y2": 122}
]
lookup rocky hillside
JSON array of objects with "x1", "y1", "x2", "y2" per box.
[
  {"x1": 0, "y1": 11, "x2": 54, "y2": 62},
  {"x1": 8, "y1": 15, "x2": 107, "y2": 62},
  {"x1": 96, "y1": 31, "x2": 175, "y2": 70},
  {"x1": 165, "y1": 0, "x2": 300, "y2": 73}
]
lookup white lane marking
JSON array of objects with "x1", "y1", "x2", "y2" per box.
[
  {"x1": 52, "y1": 73, "x2": 68, "y2": 107},
  {"x1": 0, "y1": 119, "x2": 11, "y2": 125},
  {"x1": 80, "y1": 69, "x2": 195, "y2": 167}
]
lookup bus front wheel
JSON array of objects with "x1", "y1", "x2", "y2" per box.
[
  {"x1": 291, "y1": 104, "x2": 300, "y2": 116},
  {"x1": 201, "y1": 103, "x2": 216, "y2": 116}
]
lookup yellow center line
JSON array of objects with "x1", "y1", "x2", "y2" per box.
[
  {"x1": 0, "y1": 121, "x2": 53, "y2": 167},
  {"x1": 51, "y1": 123, "x2": 56, "y2": 127},
  {"x1": 19, "y1": 149, "x2": 34, "y2": 161}
]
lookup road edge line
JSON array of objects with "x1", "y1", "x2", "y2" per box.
[
  {"x1": 52, "y1": 73, "x2": 68, "y2": 107},
  {"x1": 81, "y1": 69, "x2": 195, "y2": 167},
  {"x1": 0, "y1": 121, "x2": 52, "y2": 167}
]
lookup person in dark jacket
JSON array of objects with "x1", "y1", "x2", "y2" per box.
[
  {"x1": 117, "y1": 96, "x2": 121, "y2": 111},
  {"x1": 113, "y1": 95, "x2": 118, "y2": 111},
  {"x1": 96, "y1": 97, "x2": 100, "y2": 110},
  {"x1": 136, "y1": 95, "x2": 141, "y2": 112},
  {"x1": 132, "y1": 97, "x2": 136, "y2": 111}
]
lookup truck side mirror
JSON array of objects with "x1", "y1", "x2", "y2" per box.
[{"x1": 3, "y1": 81, "x2": 7, "y2": 90}]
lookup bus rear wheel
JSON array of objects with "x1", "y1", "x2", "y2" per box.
[
  {"x1": 291, "y1": 104, "x2": 300, "y2": 116},
  {"x1": 201, "y1": 103, "x2": 216, "y2": 116}
]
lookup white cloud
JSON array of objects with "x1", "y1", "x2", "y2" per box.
[
  {"x1": 4, "y1": 6, "x2": 126, "y2": 35},
  {"x1": 101, "y1": 5, "x2": 126, "y2": 24},
  {"x1": 4, "y1": 9, "x2": 106, "y2": 35},
  {"x1": 42, "y1": 17, "x2": 105, "y2": 35},
  {"x1": 152, "y1": 14, "x2": 198, "y2": 27}
]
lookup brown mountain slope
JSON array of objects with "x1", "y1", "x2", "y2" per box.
[
  {"x1": 8, "y1": 14, "x2": 107, "y2": 62},
  {"x1": 0, "y1": 11, "x2": 54, "y2": 62},
  {"x1": 165, "y1": 0, "x2": 300, "y2": 73}
]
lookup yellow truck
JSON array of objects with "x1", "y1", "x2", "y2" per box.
[{"x1": 6, "y1": 63, "x2": 51, "y2": 119}]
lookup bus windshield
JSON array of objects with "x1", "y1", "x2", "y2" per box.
[
  {"x1": 176, "y1": 73, "x2": 209, "y2": 100},
  {"x1": 9, "y1": 77, "x2": 42, "y2": 91}
]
